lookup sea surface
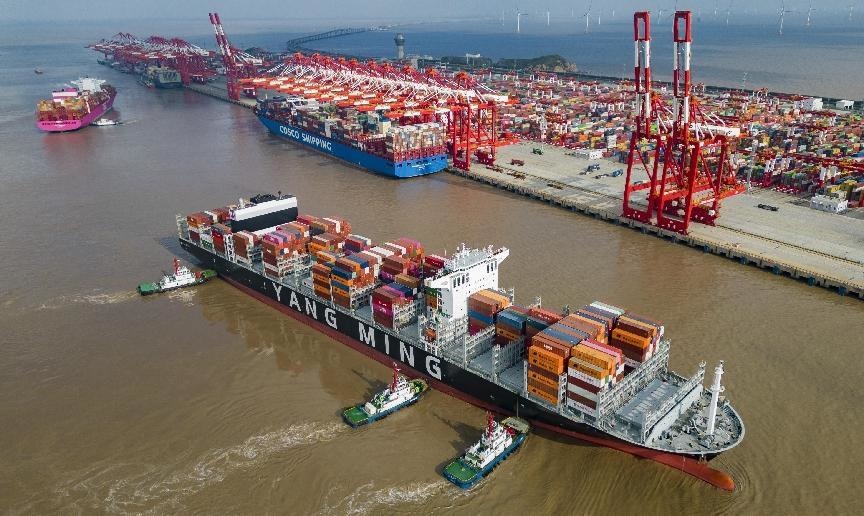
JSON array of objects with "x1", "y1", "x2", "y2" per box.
[{"x1": 1, "y1": 22, "x2": 863, "y2": 514}]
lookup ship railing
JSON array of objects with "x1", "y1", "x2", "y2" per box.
[
  {"x1": 596, "y1": 340, "x2": 671, "y2": 422},
  {"x1": 176, "y1": 214, "x2": 189, "y2": 240},
  {"x1": 392, "y1": 298, "x2": 423, "y2": 329},
  {"x1": 224, "y1": 236, "x2": 236, "y2": 263},
  {"x1": 638, "y1": 364, "x2": 706, "y2": 442},
  {"x1": 492, "y1": 338, "x2": 523, "y2": 373},
  {"x1": 464, "y1": 326, "x2": 495, "y2": 364}
]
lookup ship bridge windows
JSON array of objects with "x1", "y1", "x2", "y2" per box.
[{"x1": 452, "y1": 274, "x2": 468, "y2": 288}]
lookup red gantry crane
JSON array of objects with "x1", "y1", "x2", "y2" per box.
[
  {"x1": 209, "y1": 12, "x2": 263, "y2": 100},
  {"x1": 243, "y1": 52, "x2": 515, "y2": 170},
  {"x1": 622, "y1": 11, "x2": 744, "y2": 234},
  {"x1": 89, "y1": 33, "x2": 216, "y2": 85}
]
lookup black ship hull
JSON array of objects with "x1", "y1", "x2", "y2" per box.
[
  {"x1": 180, "y1": 241, "x2": 606, "y2": 430},
  {"x1": 179, "y1": 239, "x2": 732, "y2": 487}
]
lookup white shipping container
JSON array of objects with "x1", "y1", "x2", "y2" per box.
[
  {"x1": 252, "y1": 225, "x2": 283, "y2": 237},
  {"x1": 590, "y1": 301, "x2": 625, "y2": 316},
  {"x1": 567, "y1": 383, "x2": 601, "y2": 401},
  {"x1": 369, "y1": 246, "x2": 394, "y2": 258},
  {"x1": 568, "y1": 367, "x2": 608, "y2": 388}
]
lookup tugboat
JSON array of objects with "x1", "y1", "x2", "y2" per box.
[
  {"x1": 442, "y1": 413, "x2": 529, "y2": 489},
  {"x1": 137, "y1": 258, "x2": 216, "y2": 296},
  {"x1": 93, "y1": 118, "x2": 120, "y2": 126},
  {"x1": 342, "y1": 365, "x2": 428, "y2": 427}
]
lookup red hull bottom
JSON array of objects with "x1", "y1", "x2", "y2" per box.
[{"x1": 221, "y1": 275, "x2": 735, "y2": 491}]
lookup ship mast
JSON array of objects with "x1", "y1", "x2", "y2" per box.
[
  {"x1": 706, "y1": 361, "x2": 725, "y2": 435},
  {"x1": 390, "y1": 363, "x2": 400, "y2": 392}
]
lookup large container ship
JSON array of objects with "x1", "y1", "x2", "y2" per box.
[
  {"x1": 175, "y1": 193, "x2": 745, "y2": 488},
  {"x1": 35, "y1": 78, "x2": 116, "y2": 132},
  {"x1": 255, "y1": 97, "x2": 449, "y2": 178}
]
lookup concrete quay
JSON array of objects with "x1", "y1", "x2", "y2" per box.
[
  {"x1": 451, "y1": 142, "x2": 864, "y2": 300},
  {"x1": 185, "y1": 79, "x2": 257, "y2": 108}
]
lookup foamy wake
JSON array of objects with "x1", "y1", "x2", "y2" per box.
[
  {"x1": 165, "y1": 288, "x2": 197, "y2": 306},
  {"x1": 37, "y1": 290, "x2": 138, "y2": 310},
  {"x1": 53, "y1": 421, "x2": 347, "y2": 513},
  {"x1": 321, "y1": 479, "x2": 470, "y2": 515}
]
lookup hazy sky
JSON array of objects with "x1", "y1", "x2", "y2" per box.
[{"x1": 0, "y1": 0, "x2": 859, "y2": 22}]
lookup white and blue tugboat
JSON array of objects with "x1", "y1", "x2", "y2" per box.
[
  {"x1": 443, "y1": 413, "x2": 529, "y2": 489},
  {"x1": 342, "y1": 366, "x2": 428, "y2": 427}
]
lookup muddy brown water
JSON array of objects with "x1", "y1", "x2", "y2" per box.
[{"x1": 1, "y1": 63, "x2": 862, "y2": 515}]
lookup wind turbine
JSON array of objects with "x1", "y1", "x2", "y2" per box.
[
  {"x1": 777, "y1": 0, "x2": 793, "y2": 35},
  {"x1": 805, "y1": 0, "x2": 815, "y2": 27},
  {"x1": 598, "y1": 7, "x2": 602, "y2": 26},
  {"x1": 658, "y1": 1, "x2": 678, "y2": 24},
  {"x1": 713, "y1": 0, "x2": 719, "y2": 18},
  {"x1": 848, "y1": 4, "x2": 855, "y2": 21},
  {"x1": 546, "y1": 9, "x2": 550, "y2": 27},
  {"x1": 516, "y1": 8, "x2": 528, "y2": 33},
  {"x1": 582, "y1": 1, "x2": 592, "y2": 34},
  {"x1": 725, "y1": 0, "x2": 734, "y2": 25}
]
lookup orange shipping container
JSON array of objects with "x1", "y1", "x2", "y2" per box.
[
  {"x1": 531, "y1": 334, "x2": 572, "y2": 359},
  {"x1": 560, "y1": 314, "x2": 606, "y2": 342},
  {"x1": 571, "y1": 361, "x2": 607, "y2": 380},
  {"x1": 611, "y1": 328, "x2": 651, "y2": 350},
  {"x1": 527, "y1": 377, "x2": 559, "y2": 397},
  {"x1": 571, "y1": 344, "x2": 616, "y2": 373},
  {"x1": 528, "y1": 388, "x2": 559, "y2": 405},
  {"x1": 527, "y1": 345, "x2": 566, "y2": 375},
  {"x1": 616, "y1": 316, "x2": 656, "y2": 339},
  {"x1": 527, "y1": 368, "x2": 560, "y2": 390},
  {"x1": 527, "y1": 385, "x2": 559, "y2": 405}
]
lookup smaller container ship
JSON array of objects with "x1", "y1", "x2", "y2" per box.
[
  {"x1": 255, "y1": 96, "x2": 449, "y2": 178},
  {"x1": 36, "y1": 78, "x2": 116, "y2": 132},
  {"x1": 443, "y1": 414, "x2": 529, "y2": 489},
  {"x1": 342, "y1": 366, "x2": 428, "y2": 427},
  {"x1": 142, "y1": 66, "x2": 182, "y2": 89}
]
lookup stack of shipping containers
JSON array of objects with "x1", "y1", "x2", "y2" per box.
[{"x1": 467, "y1": 290, "x2": 511, "y2": 335}]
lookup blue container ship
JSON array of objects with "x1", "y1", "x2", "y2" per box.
[{"x1": 255, "y1": 96, "x2": 449, "y2": 178}]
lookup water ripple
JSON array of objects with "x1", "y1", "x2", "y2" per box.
[{"x1": 50, "y1": 420, "x2": 347, "y2": 513}]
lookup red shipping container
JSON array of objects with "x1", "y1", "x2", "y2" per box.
[{"x1": 567, "y1": 391, "x2": 597, "y2": 409}]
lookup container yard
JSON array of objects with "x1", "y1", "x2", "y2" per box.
[
  {"x1": 456, "y1": 141, "x2": 864, "y2": 298},
  {"x1": 85, "y1": 10, "x2": 863, "y2": 299}
]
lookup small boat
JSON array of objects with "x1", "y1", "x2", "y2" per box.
[
  {"x1": 137, "y1": 258, "x2": 216, "y2": 296},
  {"x1": 342, "y1": 366, "x2": 428, "y2": 427},
  {"x1": 34, "y1": 68, "x2": 44, "y2": 75},
  {"x1": 442, "y1": 414, "x2": 529, "y2": 489},
  {"x1": 93, "y1": 118, "x2": 120, "y2": 126}
]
